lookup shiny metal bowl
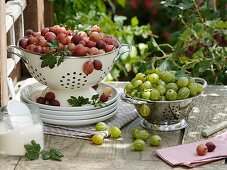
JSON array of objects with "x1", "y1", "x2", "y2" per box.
[{"x1": 121, "y1": 77, "x2": 207, "y2": 131}]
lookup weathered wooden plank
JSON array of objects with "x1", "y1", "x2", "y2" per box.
[
  {"x1": 182, "y1": 88, "x2": 227, "y2": 166},
  {"x1": 44, "y1": 0, "x2": 54, "y2": 27},
  {"x1": 11, "y1": 82, "x2": 227, "y2": 169},
  {"x1": 0, "y1": 0, "x2": 8, "y2": 106},
  {"x1": 15, "y1": 157, "x2": 227, "y2": 170},
  {"x1": 5, "y1": 0, "x2": 27, "y2": 32},
  {"x1": 24, "y1": 0, "x2": 44, "y2": 32},
  {"x1": 0, "y1": 155, "x2": 19, "y2": 170}
]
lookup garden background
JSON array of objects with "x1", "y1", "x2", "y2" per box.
[{"x1": 53, "y1": 0, "x2": 226, "y2": 85}]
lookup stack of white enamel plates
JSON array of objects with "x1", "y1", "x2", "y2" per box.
[{"x1": 20, "y1": 82, "x2": 119, "y2": 126}]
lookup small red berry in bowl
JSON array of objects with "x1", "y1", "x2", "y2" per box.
[
  {"x1": 36, "y1": 96, "x2": 46, "y2": 104},
  {"x1": 45, "y1": 92, "x2": 55, "y2": 102},
  {"x1": 100, "y1": 94, "x2": 109, "y2": 102},
  {"x1": 49, "y1": 99, "x2": 60, "y2": 106}
]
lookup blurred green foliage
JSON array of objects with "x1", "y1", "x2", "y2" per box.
[{"x1": 53, "y1": 0, "x2": 227, "y2": 84}]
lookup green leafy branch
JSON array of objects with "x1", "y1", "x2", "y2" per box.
[
  {"x1": 67, "y1": 96, "x2": 91, "y2": 107},
  {"x1": 24, "y1": 140, "x2": 64, "y2": 161},
  {"x1": 67, "y1": 94, "x2": 106, "y2": 108},
  {"x1": 91, "y1": 94, "x2": 106, "y2": 108},
  {"x1": 40, "y1": 40, "x2": 69, "y2": 69}
]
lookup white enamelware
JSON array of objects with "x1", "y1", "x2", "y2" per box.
[
  {"x1": 10, "y1": 44, "x2": 130, "y2": 90},
  {"x1": 41, "y1": 108, "x2": 118, "y2": 126},
  {"x1": 21, "y1": 97, "x2": 119, "y2": 116},
  {"x1": 20, "y1": 82, "x2": 119, "y2": 111},
  {"x1": 40, "y1": 103, "x2": 118, "y2": 120},
  {"x1": 8, "y1": 44, "x2": 131, "y2": 106}
]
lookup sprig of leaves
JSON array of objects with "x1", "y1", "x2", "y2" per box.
[
  {"x1": 40, "y1": 40, "x2": 69, "y2": 69},
  {"x1": 68, "y1": 94, "x2": 106, "y2": 107},
  {"x1": 91, "y1": 94, "x2": 106, "y2": 108},
  {"x1": 24, "y1": 140, "x2": 64, "y2": 161},
  {"x1": 42, "y1": 149, "x2": 64, "y2": 161},
  {"x1": 68, "y1": 96, "x2": 90, "y2": 106}
]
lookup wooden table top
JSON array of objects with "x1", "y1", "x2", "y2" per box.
[{"x1": 1, "y1": 81, "x2": 227, "y2": 170}]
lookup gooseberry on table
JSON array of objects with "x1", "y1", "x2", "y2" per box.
[
  {"x1": 149, "y1": 135, "x2": 162, "y2": 146},
  {"x1": 95, "y1": 122, "x2": 108, "y2": 131},
  {"x1": 131, "y1": 139, "x2": 145, "y2": 151},
  {"x1": 91, "y1": 134, "x2": 104, "y2": 145},
  {"x1": 109, "y1": 126, "x2": 121, "y2": 138}
]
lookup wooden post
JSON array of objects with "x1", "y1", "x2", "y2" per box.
[
  {"x1": 0, "y1": 1, "x2": 8, "y2": 106},
  {"x1": 22, "y1": 0, "x2": 45, "y2": 76},
  {"x1": 44, "y1": 0, "x2": 54, "y2": 27},
  {"x1": 24, "y1": 0, "x2": 44, "y2": 32}
]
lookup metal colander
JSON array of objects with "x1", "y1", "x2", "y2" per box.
[{"x1": 121, "y1": 77, "x2": 207, "y2": 131}]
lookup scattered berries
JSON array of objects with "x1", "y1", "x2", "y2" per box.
[
  {"x1": 36, "y1": 96, "x2": 46, "y2": 104},
  {"x1": 36, "y1": 91, "x2": 60, "y2": 106},
  {"x1": 45, "y1": 92, "x2": 55, "y2": 102},
  {"x1": 100, "y1": 94, "x2": 109, "y2": 102},
  {"x1": 91, "y1": 134, "x2": 104, "y2": 145},
  {"x1": 196, "y1": 144, "x2": 208, "y2": 156},
  {"x1": 205, "y1": 142, "x2": 216, "y2": 152},
  {"x1": 49, "y1": 99, "x2": 60, "y2": 106}
]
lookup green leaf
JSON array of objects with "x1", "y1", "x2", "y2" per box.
[
  {"x1": 117, "y1": 0, "x2": 125, "y2": 7},
  {"x1": 25, "y1": 151, "x2": 40, "y2": 160},
  {"x1": 177, "y1": 2, "x2": 193, "y2": 10},
  {"x1": 97, "y1": 0, "x2": 106, "y2": 13},
  {"x1": 107, "y1": 0, "x2": 116, "y2": 13},
  {"x1": 208, "y1": 20, "x2": 227, "y2": 29},
  {"x1": 157, "y1": 60, "x2": 170, "y2": 72},
  {"x1": 47, "y1": 40, "x2": 59, "y2": 49},
  {"x1": 175, "y1": 70, "x2": 189, "y2": 79},
  {"x1": 24, "y1": 144, "x2": 34, "y2": 151},
  {"x1": 42, "y1": 151, "x2": 50, "y2": 160},
  {"x1": 91, "y1": 94, "x2": 99, "y2": 101},
  {"x1": 31, "y1": 140, "x2": 41, "y2": 152},
  {"x1": 24, "y1": 140, "x2": 41, "y2": 160},
  {"x1": 24, "y1": 140, "x2": 64, "y2": 161},
  {"x1": 88, "y1": 10, "x2": 96, "y2": 19},
  {"x1": 40, "y1": 54, "x2": 57, "y2": 69},
  {"x1": 49, "y1": 149, "x2": 63, "y2": 161},
  {"x1": 131, "y1": 16, "x2": 139, "y2": 27},
  {"x1": 68, "y1": 96, "x2": 90, "y2": 107},
  {"x1": 148, "y1": 38, "x2": 161, "y2": 52},
  {"x1": 179, "y1": 28, "x2": 192, "y2": 41},
  {"x1": 57, "y1": 56, "x2": 66, "y2": 66},
  {"x1": 50, "y1": 149, "x2": 64, "y2": 157}
]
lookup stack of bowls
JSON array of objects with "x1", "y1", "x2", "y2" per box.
[{"x1": 20, "y1": 82, "x2": 119, "y2": 126}]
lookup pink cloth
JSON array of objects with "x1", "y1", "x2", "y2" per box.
[{"x1": 155, "y1": 132, "x2": 227, "y2": 168}]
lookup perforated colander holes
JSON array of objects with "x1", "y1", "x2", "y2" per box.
[
  {"x1": 60, "y1": 72, "x2": 88, "y2": 89},
  {"x1": 27, "y1": 66, "x2": 47, "y2": 85},
  {"x1": 174, "y1": 111, "x2": 181, "y2": 118},
  {"x1": 164, "y1": 109, "x2": 172, "y2": 117}
]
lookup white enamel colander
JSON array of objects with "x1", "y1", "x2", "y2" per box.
[{"x1": 8, "y1": 42, "x2": 131, "y2": 106}]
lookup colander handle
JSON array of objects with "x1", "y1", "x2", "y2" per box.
[
  {"x1": 194, "y1": 77, "x2": 207, "y2": 88},
  {"x1": 7, "y1": 45, "x2": 29, "y2": 64},
  {"x1": 121, "y1": 93, "x2": 146, "y2": 105},
  {"x1": 114, "y1": 44, "x2": 132, "y2": 62}
]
